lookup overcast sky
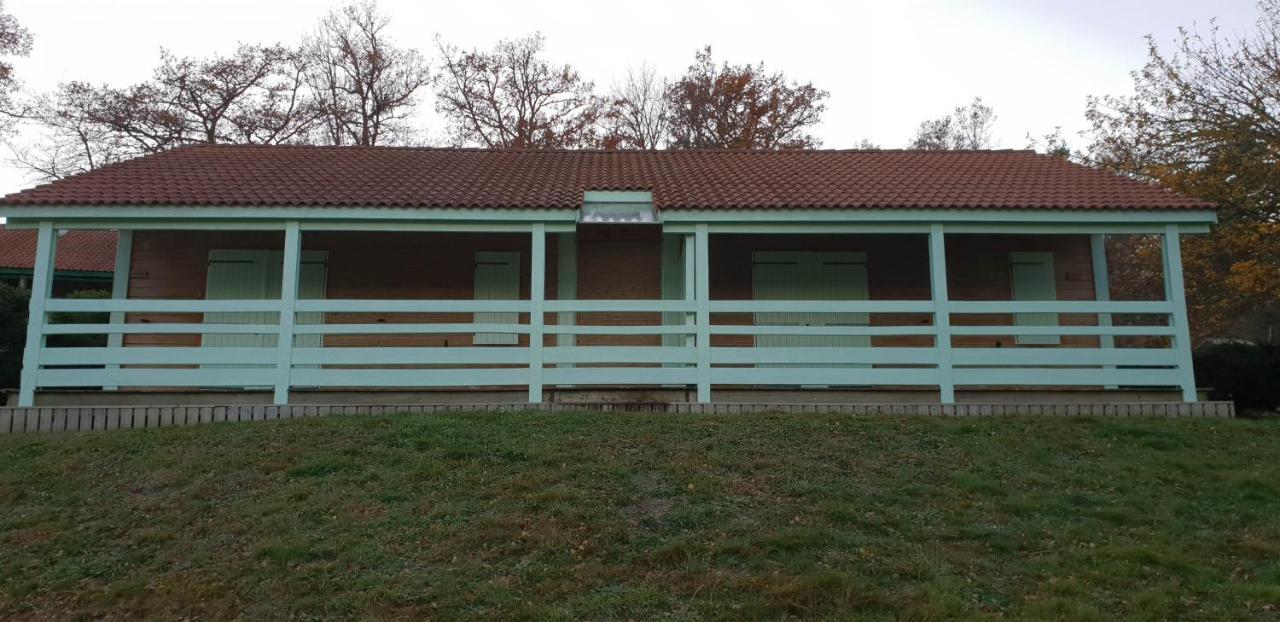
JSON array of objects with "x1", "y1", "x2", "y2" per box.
[{"x1": 0, "y1": 0, "x2": 1261, "y2": 195}]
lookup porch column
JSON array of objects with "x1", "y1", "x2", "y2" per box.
[
  {"x1": 17, "y1": 222, "x2": 56, "y2": 407},
  {"x1": 273, "y1": 221, "x2": 301, "y2": 405},
  {"x1": 529, "y1": 223, "x2": 546, "y2": 403},
  {"x1": 104, "y1": 229, "x2": 133, "y2": 391},
  {"x1": 694, "y1": 224, "x2": 711, "y2": 403},
  {"x1": 1162, "y1": 224, "x2": 1197, "y2": 402},
  {"x1": 683, "y1": 234, "x2": 695, "y2": 349},
  {"x1": 556, "y1": 231, "x2": 576, "y2": 366},
  {"x1": 929, "y1": 224, "x2": 956, "y2": 404},
  {"x1": 1090, "y1": 234, "x2": 1117, "y2": 388}
]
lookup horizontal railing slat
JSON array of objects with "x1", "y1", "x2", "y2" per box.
[
  {"x1": 710, "y1": 325, "x2": 938, "y2": 336},
  {"x1": 45, "y1": 298, "x2": 284, "y2": 313},
  {"x1": 41, "y1": 347, "x2": 276, "y2": 366},
  {"x1": 711, "y1": 347, "x2": 938, "y2": 365},
  {"x1": 948, "y1": 301, "x2": 1172, "y2": 314},
  {"x1": 290, "y1": 368, "x2": 528, "y2": 387},
  {"x1": 544, "y1": 300, "x2": 697, "y2": 313},
  {"x1": 951, "y1": 347, "x2": 1177, "y2": 367},
  {"x1": 293, "y1": 299, "x2": 530, "y2": 313},
  {"x1": 290, "y1": 347, "x2": 529, "y2": 365},
  {"x1": 952, "y1": 368, "x2": 1183, "y2": 386},
  {"x1": 543, "y1": 346, "x2": 697, "y2": 364},
  {"x1": 949, "y1": 325, "x2": 1176, "y2": 337},
  {"x1": 547, "y1": 325, "x2": 695, "y2": 335},
  {"x1": 292, "y1": 323, "x2": 529, "y2": 335},
  {"x1": 710, "y1": 367, "x2": 940, "y2": 386},
  {"x1": 709, "y1": 301, "x2": 936, "y2": 313},
  {"x1": 37, "y1": 368, "x2": 270, "y2": 388},
  {"x1": 543, "y1": 367, "x2": 696, "y2": 385},
  {"x1": 43, "y1": 323, "x2": 279, "y2": 335}
]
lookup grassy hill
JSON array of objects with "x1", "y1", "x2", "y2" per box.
[{"x1": 1, "y1": 413, "x2": 1277, "y2": 620}]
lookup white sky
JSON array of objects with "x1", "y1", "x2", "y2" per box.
[{"x1": 0, "y1": 0, "x2": 1260, "y2": 196}]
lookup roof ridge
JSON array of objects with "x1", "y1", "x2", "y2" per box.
[{"x1": 171, "y1": 143, "x2": 1038, "y2": 155}]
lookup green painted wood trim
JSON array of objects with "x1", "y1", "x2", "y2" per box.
[
  {"x1": 583, "y1": 191, "x2": 654, "y2": 203},
  {"x1": 952, "y1": 367, "x2": 1182, "y2": 387},
  {"x1": 694, "y1": 225, "x2": 711, "y2": 402},
  {"x1": 1089, "y1": 233, "x2": 1119, "y2": 388},
  {"x1": 948, "y1": 301, "x2": 1170, "y2": 314},
  {"x1": 1163, "y1": 224, "x2": 1198, "y2": 401},
  {"x1": 294, "y1": 323, "x2": 529, "y2": 335},
  {"x1": 295, "y1": 299, "x2": 529, "y2": 313},
  {"x1": 290, "y1": 367, "x2": 529, "y2": 388},
  {"x1": 710, "y1": 300, "x2": 934, "y2": 313},
  {"x1": 543, "y1": 367, "x2": 694, "y2": 386},
  {"x1": 104, "y1": 229, "x2": 133, "y2": 390},
  {"x1": 683, "y1": 234, "x2": 696, "y2": 349},
  {"x1": 710, "y1": 367, "x2": 940, "y2": 386},
  {"x1": 274, "y1": 222, "x2": 301, "y2": 404},
  {"x1": 659, "y1": 208, "x2": 1218, "y2": 224},
  {"x1": 711, "y1": 346, "x2": 939, "y2": 365},
  {"x1": 950, "y1": 347, "x2": 1175, "y2": 366},
  {"x1": 3, "y1": 206, "x2": 579, "y2": 223},
  {"x1": 930, "y1": 224, "x2": 955, "y2": 403},
  {"x1": 949, "y1": 325, "x2": 1177, "y2": 337},
  {"x1": 543, "y1": 346, "x2": 697, "y2": 364},
  {"x1": 291, "y1": 347, "x2": 530, "y2": 366},
  {"x1": 544, "y1": 300, "x2": 697, "y2": 313},
  {"x1": 37, "y1": 367, "x2": 275, "y2": 388},
  {"x1": 529, "y1": 223, "x2": 546, "y2": 402},
  {"x1": 18, "y1": 222, "x2": 55, "y2": 406},
  {"x1": 41, "y1": 347, "x2": 276, "y2": 366},
  {"x1": 556, "y1": 232, "x2": 576, "y2": 354},
  {"x1": 0, "y1": 268, "x2": 113, "y2": 280},
  {"x1": 709, "y1": 324, "x2": 937, "y2": 336},
  {"x1": 546, "y1": 325, "x2": 694, "y2": 336},
  {"x1": 48, "y1": 299, "x2": 285, "y2": 313}
]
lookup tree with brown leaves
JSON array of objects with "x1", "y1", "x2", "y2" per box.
[
  {"x1": 435, "y1": 33, "x2": 602, "y2": 149},
  {"x1": 664, "y1": 46, "x2": 827, "y2": 150},
  {"x1": 1086, "y1": 0, "x2": 1280, "y2": 342}
]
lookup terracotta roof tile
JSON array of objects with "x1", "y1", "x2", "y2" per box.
[
  {"x1": 0, "y1": 144, "x2": 1215, "y2": 211},
  {"x1": 0, "y1": 226, "x2": 117, "y2": 273}
]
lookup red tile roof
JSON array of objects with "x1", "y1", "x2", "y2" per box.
[
  {"x1": 0, "y1": 226, "x2": 117, "y2": 273},
  {"x1": 0, "y1": 144, "x2": 1215, "y2": 211}
]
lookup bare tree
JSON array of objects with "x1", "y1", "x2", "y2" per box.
[
  {"x1": 12, "y1": 45, "x2": 323, "y2": 180},
  {"x1": 908, "y1": 97, "x2": 997, "y2": 149},
  {"x1": 435, "y1": 33, "x2": 602, "y2": 149},
  {"x1": 305, "y1": 1, "x2": 430, "y2": 146},
  {"x1": 0, "y1": 0, "x2": 30, "y2": 123},
  {"x1": 602, "y1": 63, "x2": 668, "y2": 149},
  {"x1": 159, "y1": 45, "x2": 319, "y2": 145},
  {"x1": 665, "y1": 46, "x2": 827, "y2": 150}
]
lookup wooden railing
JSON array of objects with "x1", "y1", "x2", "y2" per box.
[{"x1": 30, "y1": 298, "x2": 1191, "y2": 402}]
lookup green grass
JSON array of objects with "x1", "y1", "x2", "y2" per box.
[{"x1": 1, "y1": 413, "x2": 1278, "y2": 620}]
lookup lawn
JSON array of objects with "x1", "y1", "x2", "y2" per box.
[{"x1": 0, "y1": 413, "x2": 1277, "y2": 620}]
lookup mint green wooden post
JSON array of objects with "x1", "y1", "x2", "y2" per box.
[
  {"x1": 1162, "y1": 224, "x2": 1197, "y2": 402},
  {"x1": 529, "y1": 223, "x2": 546, "y2": 403},
  {"x1": 18, "y1": 222, "x2": 56, "y2": 407},
  {"x1": 556, "y1": 231, "x2": 576, "y2": 361},
  {"x1": 104, "y1": 229, "x2": 133, "y2": 391},
  {"x1": 1090, "y1": 233, "x2": 1117, "y2": 388},
  {"x1": 683, "y1": 234, "x2": 695, "y2": 350},
  {"x1": 274, "y1": 221, "x2": 301, "y2": 405},
  {"x1": 694, "y1": 224, "x2": 711, "y2": 402},
  {"x1": 929, "y1": 224, "x2": 956, "y2": 403}
]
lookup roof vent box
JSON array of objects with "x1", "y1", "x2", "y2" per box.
[{"x1": 580, "y1": 191, "x2": 657, "y2": 224}]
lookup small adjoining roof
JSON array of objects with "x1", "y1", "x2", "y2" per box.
[
  {"x1": 0, "y1": 225, "x2": 117, "y2": 273},
  {"x1": 0, "y1": 144, "x2": 1215, "y2": 212}
]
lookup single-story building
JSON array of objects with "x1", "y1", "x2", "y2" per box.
[
  {"x1": 0, "y1": 145, "x2": 1217, "y2": 407},
  {"x1": 0, "y1": 225, "x2": 116, "y2": 295}
]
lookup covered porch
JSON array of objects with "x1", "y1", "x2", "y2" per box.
[{"x1": 7, "y1": 204, "x2": 1214, "y2": 407}]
